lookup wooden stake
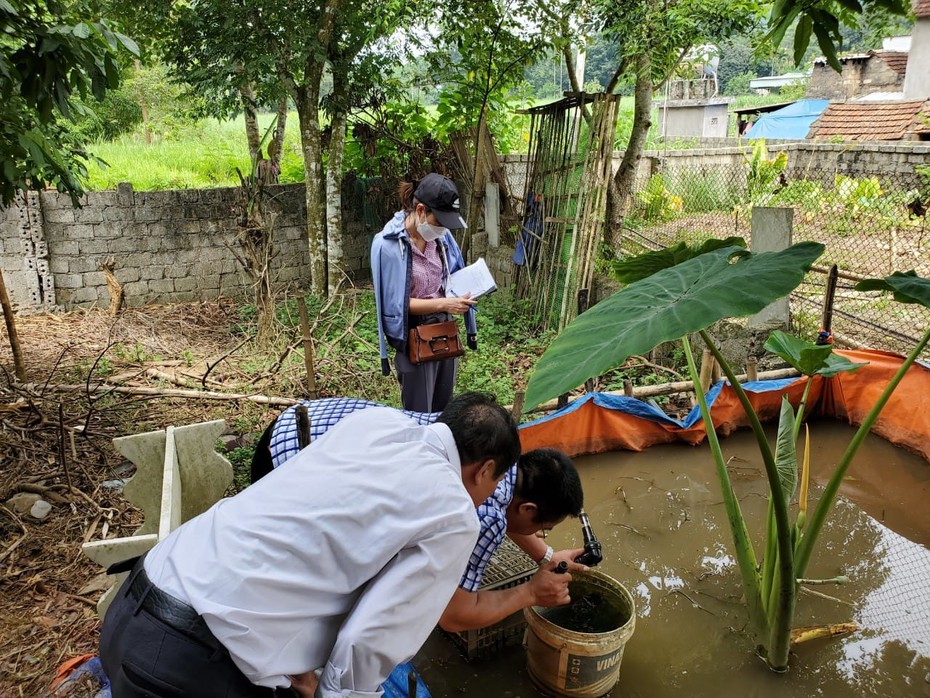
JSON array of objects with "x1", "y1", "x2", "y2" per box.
[
  {"x1": 710, "y1": 356, "x2": 721, "y2": 385},
  {"x1": 698, "y1": 349, "x2": 714, "y2": 395},
  {"x1": 0, "y1": 270, "x2": 26, "y2": 382},
  {"x1": 818, "y1": 264, "x2": 839, "y2": 345},
  {"x1": 747, "y1": 357, "x2": 759, "y2": 382},
  {"x1": 296, "y1": 292, "x2": 319, "y2": 399},
  {"x1": 511, "y1": 391, "x2": 526, "y2": 423},
  {"x1": 623, "y1": 379, "x2": 633, "y2": 397},
  {"x1": 295, "y1": 405, "x2": 312, "y2": 449}
]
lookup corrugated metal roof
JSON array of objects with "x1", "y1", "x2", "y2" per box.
[
  {"x1": 808, "y1": 100, "x2": 930, "y2": 140},
  {"x1": 869, "y1": 50, "x2": 909, "y2": 75}
]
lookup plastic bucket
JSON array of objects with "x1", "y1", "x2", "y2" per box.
[{"x1": 524, "y1": 570, "x2": 636, "y2": 697}]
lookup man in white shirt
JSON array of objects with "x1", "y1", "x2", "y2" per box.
[
  {"x1": 98, "y1": 392, "x2": 523, "y2": 697},
  {"x1": 252, "y1": 398, "x2": 588, "y2": 637}
]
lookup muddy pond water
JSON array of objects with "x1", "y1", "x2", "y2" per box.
[{"x1": 415, "y1": 419, "x2": 930, "y2": 697}]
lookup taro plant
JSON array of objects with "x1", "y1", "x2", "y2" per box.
[{"x1": 525, "y1": 240, "x2": 930, "y2": 672}]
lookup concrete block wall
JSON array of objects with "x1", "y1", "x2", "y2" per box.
[{"x1": 0, "y1": 183, "x2": 374, "y2": 310}]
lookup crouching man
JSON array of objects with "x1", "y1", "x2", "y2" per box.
[
  {"x1": 253, "y1": 398, "x2": 588, "y2": 639},
  {"x1": 99, "y1": 392, "x2": 522, "y2": 697}
]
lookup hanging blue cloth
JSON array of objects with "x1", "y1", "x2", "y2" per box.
[{"x1": 514, "y1": 192, "x2": 543, "y2": 266}]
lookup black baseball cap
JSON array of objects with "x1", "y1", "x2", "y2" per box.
[{"x1": 414, "y1": 173, "x2": 467, "y2": 230}]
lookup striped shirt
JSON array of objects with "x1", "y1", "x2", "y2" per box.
[{"x1": 266, "y1": 397, "x2": 515, "y2": 591}]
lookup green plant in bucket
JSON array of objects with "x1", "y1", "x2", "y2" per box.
[{"x1": 524, "y1": 241, "x2": 930, "y2": 672}]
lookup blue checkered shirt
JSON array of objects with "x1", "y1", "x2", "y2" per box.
[
  {"x1": 459, "y1": 465, "x2": 517, "y2": 592},
  {"x1": 268, "y1": 398, "x2": 439, "y2": 469},
  {"x1": 267, "y1": 396, "x2": 514, "y2": 591}
]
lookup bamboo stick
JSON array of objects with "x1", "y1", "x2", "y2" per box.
[{"x1": 525, "y1": 367, "x2": 801, "y2": 414}]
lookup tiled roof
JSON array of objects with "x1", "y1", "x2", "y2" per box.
[
  {"x1": 808, "y1": 100, "x2": 930, "y2": 140},
  {"x1": 869, "y1": 50, "x2": 909, "y2": 75},
  {"x1": 915, "y1": 0, "x2": 930, "y2": 19}
]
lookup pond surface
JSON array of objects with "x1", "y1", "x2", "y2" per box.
[{"x1": 415, "y1": 419, "x2": 930, "y2": 697}]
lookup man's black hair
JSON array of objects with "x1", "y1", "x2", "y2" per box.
[
  {"x1": 515, "y1": 448, "x2": 583, "y2": 523},
  {"x1": 438, "y1": 392, "x2": 520, "y2": 478}
]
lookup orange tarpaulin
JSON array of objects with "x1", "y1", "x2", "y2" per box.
[{"x1": 520, "y1": 349, "x2": 930, "y2": 464}]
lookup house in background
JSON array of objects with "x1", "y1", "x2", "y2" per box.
[
  {"x1": 805, "y1": 0, "x2": 930, "y2": 142},
  {"x1": 806, "y1": 50, "x2": 909, "y2": 100},
  {"x1": 808, "y1": 100, "x2": 930, "y2": 141}
]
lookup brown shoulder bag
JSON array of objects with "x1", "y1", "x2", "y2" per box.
[{"x1": 407, "y1": 320, "x2": 465, "y2": 364}]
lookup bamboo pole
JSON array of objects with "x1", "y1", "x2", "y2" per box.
[
  {"x1": 0, "y1": 270, "x2": 26, "y2": 382},
  {"x1": 526, "y1": 367, "x2": 801, "y2": 414},
  {"x1": 699, "y1": 349, "x2": 714, "y2": 394},
  {"x1": 747, "y1": 357, "x2": 759, "y2": 382},
  {"x1": 19, "y1": 382, "x2": 300, "y2": 406}
]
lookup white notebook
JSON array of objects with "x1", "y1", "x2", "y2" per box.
[{"x1": 446, "y1": 258, "x2": 497, "y2": 299}]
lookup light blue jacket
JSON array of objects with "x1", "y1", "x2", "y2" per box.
[{"x1": 371, "y1": 211, "x2": 477, "y2": 375}]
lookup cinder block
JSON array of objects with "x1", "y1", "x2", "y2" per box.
[
  {"x1": 81, "y1": 240, "x2": 109, "y2": 255},
  {"x1": 54, "y1": 273, "x2": 83, "y2": 289},
  {"x1": 141, "y1": 265, "x2": 165, "y2": 281},
  {"x1": 69, "y1": 257, "x2": 99, "y2": 273},
  {"x1": 149, "y1": 279, "x2": 175, "y2": 294},
  {"x1": 123, "y1": 280, "x2": 149, "y2": 299},
  {"x1": 74, "y1": 207, "x2": 104, "y2": 224},
  {"x1": 117, "y1": 182, "x2": 134, "y2": 207},
  {"x1": 103, "y1": 207, "x2": 132, "y2": 222},
  {"x1": 134, "y1": 207, "x2": 162, "y2": 222},
  {"x1": 118, "y1": 268, "x2": 141, "y2": 283},
  {"x1": 83, "y1": 271, "x2": 106, "y2": 287},
  {"x1": 174, "y1": 276, "x2": 198, "y2": 292},
  {"x1": 43, "y1": 207, "x2": 75, "y2": 224},
  {"x1": 70, "y1": 286, "x2": 100, "y2": 304}
]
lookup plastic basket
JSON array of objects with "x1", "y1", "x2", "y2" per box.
[{"x1": 443, "y1": 537, "x2": 537, "y2": 660}]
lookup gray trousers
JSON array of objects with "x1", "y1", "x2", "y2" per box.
[{"x1": 395, "y1": 350, "x2": 458, "y2": 412}]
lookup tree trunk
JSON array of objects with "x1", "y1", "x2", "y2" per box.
[
  {"x1": 326, "y1": 99, "x2": 348, "y2": 295},
  {"x1": 240, "y1": 83, "x2": 261, "y2": 163},
  {"x1": 296, "y1": 87, "x2": 327, "y2": 296},
  {"x1": 610, "y1": 52, "x2": 652, "y2": 247},
  {"x1": 134, "y1": 60, "x2": 151, "y2": 144},
  {"x1": 273, "y1": 95, "x2": 288, "y2": 170},
  {"x1": 462, "y1": 113, "x2": 489, "y2": 263}
]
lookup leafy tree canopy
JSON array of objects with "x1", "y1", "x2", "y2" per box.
[{"x1": 1, "y1": 0, "x2": 137, "y2": 208}]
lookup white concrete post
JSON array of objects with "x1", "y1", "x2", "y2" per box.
[
  {"x1": 485, "y1": 182, "x2": 500, "y2": 248},
  {"x1": 748, "y1": 206, "x2": 794, "y2": 329}
]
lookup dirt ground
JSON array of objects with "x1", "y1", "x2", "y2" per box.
[{"x1": 0, "y1": 300, "x2": 308, "y2": 697}]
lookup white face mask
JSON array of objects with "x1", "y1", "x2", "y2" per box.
[{"x1": 416, "y1": 213, "x2": 447, "y2": 242}]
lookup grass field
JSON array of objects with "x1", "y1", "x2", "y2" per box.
[{"x1": 83, "y1": 94, "x2": 788, "y2": 191}]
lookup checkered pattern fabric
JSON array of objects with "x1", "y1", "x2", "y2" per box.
[
  {"x1": 459, "y1": 466, "x2": 517, "y2": 592},
  {"x1": 409, "y1": 239, "x2": 444, "y2": 299},
  {"x1": 269, "y1": 398, "x2": 439, "y2": 469}
]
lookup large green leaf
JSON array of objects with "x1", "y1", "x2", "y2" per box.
[
  {"x1": 525, "y1": 241, "x2": 825, "y2": 409},
  {"x1": 763, "y1": 330, "x2": 867, "y2": 377},
  {"x1": 855, "y1": 271, "x2": 930, "y2": 307},
  {"x1": 773, "y1": 396, "x2": 798, "y2": 504},
  {"x1": 612, "y1": 236, "x2": 746, "y2": 284}
]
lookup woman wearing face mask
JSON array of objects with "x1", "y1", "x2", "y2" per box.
[{"x1": 371, "y1": 173, "x2": 478, "y2": 412}]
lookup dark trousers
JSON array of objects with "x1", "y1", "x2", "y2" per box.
[
  {"x1": 395, "y1": 313, "x2": 458, "y2": 413},
  {"x1": 99, "y1": 560, "x2": 290, "y2": 697},
  {"x1": 250, "y1": 420, "x2": 276, "y2": 484}
]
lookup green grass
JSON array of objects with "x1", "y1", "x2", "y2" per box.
[{"x1": 85, "y1": 113, "x2": 307, "y2": 190}]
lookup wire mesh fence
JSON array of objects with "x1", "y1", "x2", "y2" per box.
[{"x1": 616, "y1": 149, "x2": 930, "y2": 358}]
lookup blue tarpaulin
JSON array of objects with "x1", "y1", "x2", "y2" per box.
[{"x1": 744, "y1": 99, "x2": 829, "y2": 140}]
